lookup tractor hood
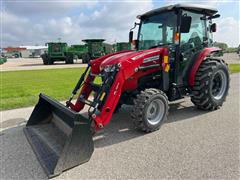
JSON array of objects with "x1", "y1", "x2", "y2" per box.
[
  {"x1": 99, "y1": 48, "x2": 163, "y2": 70},
  {"x1": 100, "y1": 51, "x2": 135, "y2": 67}
]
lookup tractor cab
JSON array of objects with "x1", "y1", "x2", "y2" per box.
[
  {"x1": 82, "y1": 39, "x2": 106, "y2": 63},
  {"x1": 130, "y1": 4, "x2": 219, "y2": 50},
  {"x1": 46, "y1": 42, "x2": 68, "y2": 56},
  {"x1": 129, "y1": 3, "x2": 220, "y2": 87}
]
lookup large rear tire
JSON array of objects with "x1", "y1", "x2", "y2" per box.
[
  {"x1": 82, "y1": 53, "x2": 91, "y2": 64},
  {"x1": 43, "y1": 59, "x2": 48, "y2": 65},
  {"x1": 191, "y1": 58, "x2": 230, "y2": 110},
  {"x1": 48, "y1": 58, "x2": 54, "y2": 65},
  {"x1": 41, "y1": 54, "x2": 48, "y2": 65},
  {"x1": 66, "y1": 54, "x2": 74, "y2": 64},
  {"x1": 131, "y1": 88, "x2": 168, "y2": 132}
]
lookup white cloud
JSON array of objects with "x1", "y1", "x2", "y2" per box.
[
  {"x1": 1, "y1": 11, "x2": 31, "y2": 46},
  {"x1": 164, "y1": 0, "x2": 221, "y2": 7},
  {"x1": 1, "y1": 1, "x2": 239, "y2": 47},
  {"x1": 214, "y1": 17, "x2": 240, "y2": 47},
  {"x1": 3, "y1": 0, "x2": 98, "y2": 16},
  {"x1": 1, "y1": 0, "x2": 153, "y2": 46}
]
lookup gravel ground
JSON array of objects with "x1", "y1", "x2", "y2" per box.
[
  {"x1": 0, "y1": 73, "x2": 239, "y2": 179},
  {"x1": 0, "y1": 58, "x2": 87, "y2": 72},
  {"x1": 223, "y1": 53, "x2": 240, "y2": 64},
  {"x1": 0, "y1": 53, "x2": 239, "y2": 72}
]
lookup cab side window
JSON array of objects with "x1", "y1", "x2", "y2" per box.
[{"x1": 181, "y1": 11, "x2": 206, "y2": 51}]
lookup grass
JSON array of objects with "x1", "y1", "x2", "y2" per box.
[
  {"x1": 1, "y1": 64, "x2": 239, "y2": 110},
  {"x1": 229, "y1": 64, "x2": 240, "y2": 74},
  {"x1": 0, "y1": 68, "x2": 95, "y2": 110}
]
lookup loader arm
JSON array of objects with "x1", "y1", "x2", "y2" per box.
[
  {"x1": 69, "y1": 63, "x2": 126, "y2": 129},
  {"x1": 68, "y1": 50, "x2": 132, "y2": 111},
  {"x1": 68, "y1": 75, "x2": 94, "y2": 112},
  {"x1": 92, "y1": 68, "x2": 125, "y2": 128}
]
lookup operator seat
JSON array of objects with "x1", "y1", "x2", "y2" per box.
[{"x1": 188, "y1": 32, "x2": 202, "y2": 48}]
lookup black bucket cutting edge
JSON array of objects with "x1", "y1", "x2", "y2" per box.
[{"x1": 24, "y1": 93, "x2": 94, "y2": 178}]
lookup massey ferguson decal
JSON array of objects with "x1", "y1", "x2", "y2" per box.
[
  {"x1": 143, "y1": 55, "x2": 159, "y2": 63},
  {"x1": 131, "y1": 49, "x2": 160, "y2": 61}
]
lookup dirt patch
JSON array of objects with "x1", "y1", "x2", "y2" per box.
[{"x1": 222, "y1": 53, "x2": 240, "y2": 64}]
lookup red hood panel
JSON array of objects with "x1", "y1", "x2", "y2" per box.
[{"x1": 100, "y1": 48, "x2": 163, "y2": 69}]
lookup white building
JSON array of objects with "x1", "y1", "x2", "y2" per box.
[{"x1": 20, "y1": 45, "x2": 47, "y2": 58}]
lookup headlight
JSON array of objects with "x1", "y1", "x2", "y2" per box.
[{"x1": 102, "y1": 64, "x2": 116, "y2": 72}]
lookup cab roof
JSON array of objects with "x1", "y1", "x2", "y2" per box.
[
  {"x1": 138, "y1": 3, "x2": 218, "y2": 19},
  {"x1": 82, "y1": 39, "x2": 105, "y2": 42}
]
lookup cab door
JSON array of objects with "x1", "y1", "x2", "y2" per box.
[{"x1": 179, "y1": 11, "x2": 207, "y2": 85}]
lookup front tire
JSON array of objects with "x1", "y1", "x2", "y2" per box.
[
  {"x1": 41, "y1": 54, "x2": 48, "y2": 65},
  {"x1": 65, "y1": 54, "x2": 74, "y2": 64},
  {"x1": 82, "y1": 53, "x2": 91, "y2": 64},
  {"x1": 48, "y1": 58, "x2": 53, "y2": 65},
  {"x1": 191, "y1": 58, "x2": 230, "y2": 110},
  {"x1": 131, "y1": 88, "x2": 169, "y2": 132}
]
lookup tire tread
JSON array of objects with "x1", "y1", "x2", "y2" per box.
[
  {"x1": 131, "y1": 88, "x2": 168, "y2": 132},
  {"x1": 191, "y1": 58, "x2": 229, "y2": 110}
]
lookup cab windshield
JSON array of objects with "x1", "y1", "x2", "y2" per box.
[{"x1": 138, "y1": 11, "x2": 177, "y2": 50}]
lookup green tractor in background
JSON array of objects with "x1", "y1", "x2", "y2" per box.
[
  {"x1": 238, "y1": 45, "x2": 240, "y2": 57},
  {"x1": 67, "y1": 44, "x2": 88, "y2": 60},
  {"x1": 5, "y1": 51, "x2": 22, "y2": 58},
  {"x1": 41, "y1": 42, "x2": 74, "y2": 65},
  {"x1": 41, "y1": 39, "x2": 113, "y2": 65},
  {"x1": 113, "y1": 42, "x2": 131, "y2": 52},
  {"x1": 81, "y1": 39, "x2": 106, "y2": 63},
  {"x1": 0, "y1": 56, "x2": 7, "y2": 64}
]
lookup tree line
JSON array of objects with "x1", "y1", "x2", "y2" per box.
[{"x1": 213, "y1": 42, "x2": 240, "y2": 53}]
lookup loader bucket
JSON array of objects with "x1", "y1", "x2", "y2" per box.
[{"x1": 23, "y1": 94, "x2": 94, "y2": 178}]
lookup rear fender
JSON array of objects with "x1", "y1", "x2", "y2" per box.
[{"x1": 188, "y1": 47, "x2": 221, "y2": 87}]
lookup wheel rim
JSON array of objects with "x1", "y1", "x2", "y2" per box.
[
  {"x1": 211, "y1": 70, "x2": 227, "y2": 100},
  {"x1": 146, "y1": 99, "x2": 165, "y2": 125}
]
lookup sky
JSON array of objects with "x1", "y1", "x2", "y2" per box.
[{"x1": 1, "y1": 0, "x2": 239, "y2": 47}]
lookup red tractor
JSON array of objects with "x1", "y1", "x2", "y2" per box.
[{"x1": 24, "y1": 4, "x2": 229, "y2": 178}]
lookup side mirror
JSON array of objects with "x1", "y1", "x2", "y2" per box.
[
  {"x1": 132, "y1": 39, "x2": 139, "y2": 50},
  {"x1": 129, "y1": 31, "x2": 133, "y2": 43},
  {"x1": 210, "y1": 23, "x2": 217, "y2": 32},
  {"x1": 209, "y1": 14, "x2": 220, "y2": 20},
  {"x1": 180, "y1": 16, "x2": 192, "y2": 33}
]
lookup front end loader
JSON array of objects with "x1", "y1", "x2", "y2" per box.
[
  {"x1": 24, "y1": 4, "x2": 230, "y2": 178},
  {"x1": 24, "y1": 94, "x2": 93, "y2": 177}
]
